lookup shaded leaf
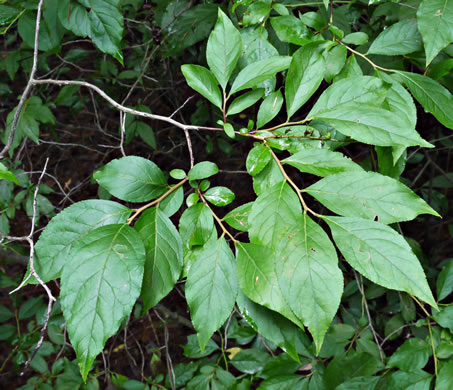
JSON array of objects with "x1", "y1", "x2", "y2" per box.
[{"x1": 181, "y1": 65, "x2": 222, "y2": 108}]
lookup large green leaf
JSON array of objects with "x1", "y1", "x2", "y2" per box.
[
  {"x1": 235, "y1": 242, "x2": 303, "y2": 328},
  {"x1": 94, "y1": 156, "x2": 168, "y2": 202},
  {"x1": 368, "y1": 19, "x2": 422, "y2": 56},
  {"x1": 58, "y1": 0, "x2": 90, "y2": 37},
  {"x1": 285, "y1": 44, "x2": 326, "y2": 118},
  {"x1": 186, "y1": 237, "x2": 237, "y2": 350},
  {"x1": 313, "y1": 102, "x2": 432, "y2": 148},
  {"x1": 248, "y1": 181, "x2": 301, "y2": 249},
  {"x1": 179, "y1": 203, "x2": 215, "y2": 249},
  {"x1": 305, "y1": 171, "x2": 439, "y2": 224},
  {"x1": 230, "y1": 56, "x2": 292, "y2": 95},
  {"x1": 397, "y1": 71, "x2": 453, "y2": 130},
  {"x1": 323, "y1": 216, "x2": 437, "y2": 308},
  {"x1": 270, "y1": 15, "x2": 312, "y2": 46},
  {"x1": 60, "y1": 224, "x2": 145, "y2": 381},
  {"x1": 206, "y1": 9, "x2": 242, "y2": 89},
  {"x1": 283, "y1": 148, "x2": 363, "y2": 177},
  {"x1": 252, "y1": 159, "x2": 284, "y2": 196},
  {"x1": 276, "y1": 214, "x2": 343, "y2": 352},
  {"x1": 181, "y1": 65, "x2": 222, "y2": 108},
  {"x1": 387, "y1": 338, "x2": 431, "y2": 371},
  {"x1": 33, "y1": 200, "x2": 131, "y2": 283},
  {"x1": 223, "y1": 202, "x2": 253, "y2": 232},
  {"x1": 436, "y1": 361, "x2": 453, "y2": 390},
  {"x1": 417, "y1": 0, "x2": 453, "y2": 65},
  {"x1": 383, "y1": 79, "x2": 417, "y2": 130},
  {"x1": 134, "y1": 207, "x2": 183, "y2": 312}
]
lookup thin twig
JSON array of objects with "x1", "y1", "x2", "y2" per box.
[{"x1": 119, "y1": 111, "x2": 127, "y2": 157}]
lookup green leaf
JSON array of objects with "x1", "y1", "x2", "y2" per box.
[
  {"x1": 285, "y1": 44, "x2": 326, "y2": 118},
  {"x1": 135, "y1": 207, "x2": 183, "y2": 312},
  {"x1": 60, "y1": 224, "x2": 145, "y2": 381},
  {"x1": 243, "y1": 1, "x2": 271, "y2": 26},
  {"x1": 368, "y1": 19, "x2": 422, "y2": 56},
  {"x1": 204, "y1": 186, "x2": 235, "y2": 207},
  {"x1": 270, "y1": 16, "x2": 312, "y2": 46},
  {"x1": 389, "y1": 369, "x2": 432, "y2": 389},
  {"x1": 252, "y1": 158, "x2": 284, "y2": 196},
  {"x1": 179, "y1": 203, "x2": 214, "y2": 249},
  {"x1": 336, "y1": 377, "x2": 379, "y2": 390},
  {"x1": 223, "y1": 202, "x2": 253, "y2": 232},
  {"x1": 257, "y1": 90, "x2": 284, "y2": 128},
  {"x1": 305, "y1": 171, "x2": 439, "y2": 224},
  {"x1": 0, "y1": 5, "x2": 22, "y2": 26},
  {"x1": 246, "y1": 143, "x2": 272, "y2": 177},
  {"x1": 230, "y1": 56, "x2": 292, "y2": 95},
  {"x1": 160, "y1": 186, "x2": 184, "y2": 218},
  {"x1": 0, "y1": 162, "x2": 19, "y2": 184},
  {"x1": 33, "y1": 200, "x2": 131, "y2": 283},
  {"x1": 437, "y1": 258, "x2": 453, "y2": 301},
  {"x1": 58, "y1": 0, "x2": 90, "y2": 38},
  {"x1": 223, "y1": 122, "x2": 236, "y2": 139},
  {"x1": 276, "y1": 214, "x2": 343, "y2": 352},
  {"x1": 324, "y1": 216, "x2": 437, "y2": 308},
  {"x1": 417, "y1": 0, "x2": 453, "y2": 65},
  {"x1": 272, "y1": 3, "x2": 289, "y2": 16},
  {"x1": 170, "y1": 169, "x2": 186, "y2": 180},
  {"x1": 186, "y1": 238, "x2": 237, "y2": 350},
  {"x1": 236, "y1": 290, "x2": 301, "y2": 362},
  {"x1": 94, "y1": 156, "x2": 167, "y2": 202},
  {"x1": 227, "y1": 89, "x2": 264, "y2": 116},
  {"x1": 313, "y1": 102, "x2": 432, "y2": 148},
  {"x1": 396, "y1": 71, "x2": 453, "y2": 130},
  {"x1": 436, "y1": 361, "x2": 453, "y2": 390},
  {"x1": 387, "y1": 339, "x2": 431, "y2": 372},
  {"x1": 283, "y1": 148, "x2": 363, "y2": 177},
  {"x1": 324, "y1": 45, "x2": 347, "y2": 83},
  {"x1": 258, "y1": 375, "x2": 308, "y2": 389},
  {"x1": 433, "y1": 306, "x2": 453, "y2": 332},
  {"x1": 249, "y1": 181, "x2": 301, "y2": 249},
  {"x1": 187, "y1": 161, "x2": 219, "y2": 181},
  {"x1": 342, "y1": 32, "x2": 368, "y2": 45},
  {"x1": 206, "y1": 9, "x2": 242, "y2": 89},
  {"x1": 181, "y1": 65, "x2": 222, "y2": 108},
  {"x1": 236, "y1": 242, "x2": 304, "y2": 328},
  {"x1": 231, "y1": 349, "x2": 271, "y2": 375}
]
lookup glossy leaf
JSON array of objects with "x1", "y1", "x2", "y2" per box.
[
  {"x1": 368, "y1": 19, "x2": 422, "y2": 56},
  {"x1": 181, "y1": 65, "x2": 222, "y2": 108},
  {"x1": 270, "y1": 16, "x2": 311, "y2": 46},
  {"x1": 206, "y1": 9, "x2": 242, "y2": 89},
  {"x1": 0, "y1": 162, "x2": 19, "y2": 184},
  {"x1": 230, "y1": 56, "x2": 292, "y2": 95},
  {"x1": 179, "y1": 203, "x2": 214, "y2": 249},
  {"x1": 342, "y1": 32, "x2": 368, "y2": 45},
  {"x1": 223, "y1": 202, "x2": 253, "y2": 232},
  {"x1": 249, "y1": 181, "x2": 301, "y2": 249},
  {"x1": 417, "y1": 0, "x2": 453, "y2": 65},
  {"x1": 204, "y1": 186, "x2": 235, "y2": 206},
  {"x1": 283, "y1": 148, "x2": 363, "y2": 177},
  {"x1": 94, "y1": 156, "x2": 167, "y2": 202},
  {"x1": 186, "y1": 237, "x2": 237, "y2": 350},
  {"x1": 306, "y1": 171, "x2": 439, "y2": 224},
  {"x1": 276, "y1": 214, "x2": 343, "y2": 351},
  {"x1": 285, "y1": 44, "x2": 326, "y2": 118},
  {"x1": 324, "y1": 45, "x2": 347, "y2": 83},
  {"x1": 187, "y1": 161, "x2": 219, "y2": 181},
  {"x1": 324, "y1": 216, "x2": 437, "y2": 308},
  {"x1": 60, "y1": 224, "x2": 145, "y2": 380},
  {"x1": 437, "y1": 258, "x2": 453, "y2": 301},
  {"x1": 227, "y1": 89, "x2": 264, "y2": 116},
  {"x1": 397, "y1": 71, "x2": 453, "y2": 130},
  {"x1": 257, "y1": 90, "x2": 284, "y2": 128},
  {"x1": 135, "y1": 207, "x2": 183, "y2": 312},
  {"x1": 246, "y1": 143, "x2": 272, "y2": 177},
  {"x1": 33, "y1": 200, "x2": 131, "y2": 283},
  {"x1": 160, "y1": 186, "x2": 184, "y2": 218}
]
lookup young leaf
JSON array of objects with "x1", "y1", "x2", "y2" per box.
[
  {"x1": 305, "y1": 171, "x2": 439, "y2": 224},
  {"x1": 206, "y1": 9, "x2": 242, "y2": 89},
  {"x1": 283, "y1": 148, "x2": 363, "y2": 177},
  {"x1": 223, "y1": 202, "x2": 253, "y2": 232},
  {"x1": 313, "y1": 102, "x2": 433, "y2": 148},
  {"x1": 246, "y1": 143, "x2": 272, "y2": 177},
  {"x1": 0, "y1": 162, "x2": 19, "y2": 184},
  {"x1": 33, "y1": 200, "x2": 131, "y2": 283},
  {"x1": 179, "y1": 203, "x2": 215, "y2": 249},
  {"x1": 204, "y1": 186, "x2": 235, "y2": 207},
  {"x1": 60, "y1": 224, "x2": 145, "y2": 381},
  {"x1": 186, "y1": 237, "x2": 237, "y2": 351},
  {"x1": 227, "y1": 89, "x2": 264, "y2": 116},
  {"x1": 257, "y1": 90, "x2": 284, "y2": 128},
  {"x1": 135, "y1": 207, "x2": 184, "y2": 312},
  {"x1": 223, "y1": 122, "x2": 236, "y2": 139},
  {"x1": 236, "y1": 242, "x2": 304, "y2": 328},
  {"x1": 94, "y1": 156, "x2": 168, "y2": 202},
  {"x1": 187, "y1": 161, "x2": 219, "y2": 181},
  {"x1": 276, "y1": 214, "x2": 343, "y2": 352},
  {"x1": 181, "y1": 65, "x2": 222, "y2": 108},
  {"x1": 323, "y1": 216, "x2": 437, "y2": 308},
  {"x1": 248, "y1": 181, "x2": 301, "y2": 249},
  {"x1": 368, "y1": 19, "x2": 422, "y2": 56},
  {"x1": 285, "y1": 43, "x2": 326, "y2": 118},
  {"x1": 396, "y1": 71, "x2": 453, "y2": 130},
  {"x1": 229, "y1": 56, "x2": 292, "y2": 95},
  {"x1": 417, "y1": 0, "x2": 453, "y2": 65}
]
